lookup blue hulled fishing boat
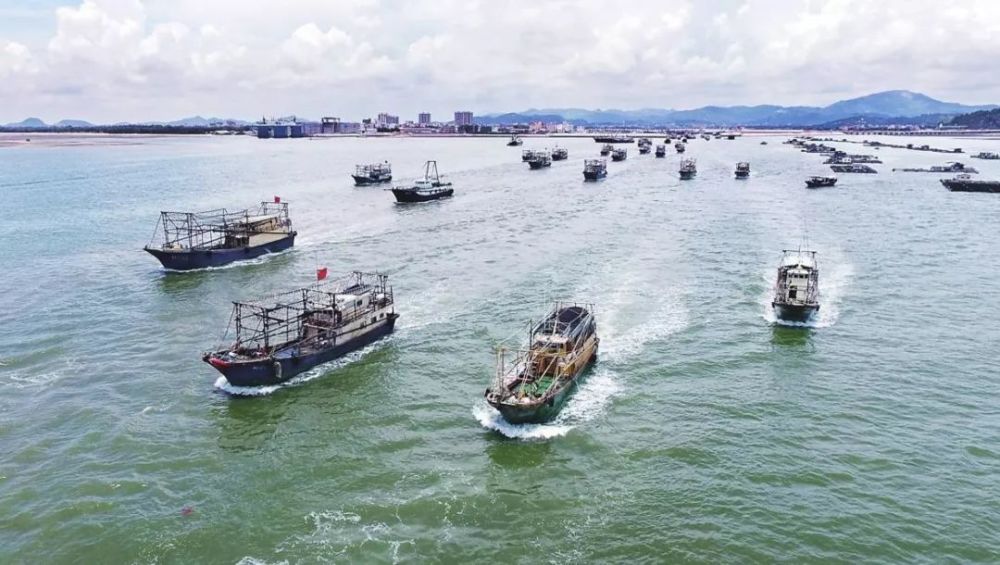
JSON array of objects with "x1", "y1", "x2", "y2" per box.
[{"x1": 144, "y1": 200, "x2": 296, "y2": 270}]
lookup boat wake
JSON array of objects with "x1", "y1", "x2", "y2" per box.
[
  {"x1": 472, "y1": 366, "x2": 620, "y2": 440},
  {"x1": 760, "y1": 258, "x2": 853, "y2": 328},
  {"x1": 212, "y1": 340, "x2": 389, "y2": 397}
]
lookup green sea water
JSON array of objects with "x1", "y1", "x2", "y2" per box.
[{"x1": 1, "y1": 134, "x2": 999, "y2": 563}]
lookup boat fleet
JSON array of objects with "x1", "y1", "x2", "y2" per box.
[{"x1": 142, "y1": 130, "x2": 998, "y2": 427}]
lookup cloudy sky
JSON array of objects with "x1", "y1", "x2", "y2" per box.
[{"x1": 1, "y1": 0, "x2": 998, "y2": 123}]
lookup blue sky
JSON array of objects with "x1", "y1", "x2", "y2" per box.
[{"x1": 1, "y1": 0, "x2": 999, "y2": 123}]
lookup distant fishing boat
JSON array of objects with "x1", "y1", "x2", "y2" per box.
[
  {"x1": 611, "y1": 148, "x2": 627, "y2": 161},
  {"x1": 352, "y1": 162, "x2": 392, "y2": 186},
  {"x1": 204, "y1": 272, "x2": 397, "y2": 387},
  {"x1": 679, "y1": 158, "x2": 697, "y2": 180},
  {"x1": 484, "y1": 303, "x2": 599, "y2": 424},
  {"x1": 805, "y1": 176, "x2": 838, "y2": 188},
  {"x1": 522, "y1": 149, "x2": 535, "y2": 162},
  {"x1": 675, "y1": 142, "x2": 685, "y2": 153},
  {"x1": 637, "y1": 138, "x2": 652, "y2": 154},
  {"x1": 583, "y1": 159, "x2": 607, "y2": 180},
  {"x1": 772, "y1": 250, "x2": 820, "y2": 323},
  {"x1": 830, "y1": 163, "x2": 877, "y2": 173},
  {"x1": 893, "y1": 162, "x2": 978, "y2": 174},
  {"x1": 655, "y1": 145, "x2": 666, "y2": 158},
  {"x1": 971, "y1": 151, "x2": 999, "y2": 160},
  {"x1": 551, "y1": 147, "x2": 569, "y2": 161},
  {"x1": 735, "y1": 162, "x2": 750, "y2": 179},
  {"x1": 593, "y1": 135, "x2": 634, "y2": 143},
  {"x1": 507, "y1": 134, "x2": 523, "y2": 147},
  {"x1": 528, "y1": 151, "x2": 553, "y2": 169},
  {"x1": 144, "y1": 200, "x2": 296, "y2": 270},
  {"x1": 599, "y1": 144, "x2": 613, "y2": 156},
  {"x1": 940, "y1": 174, "x2": 1000, "y2": 193},
  {"x1": 390, "y1": 160, "x2": 454, "y2": 203}
]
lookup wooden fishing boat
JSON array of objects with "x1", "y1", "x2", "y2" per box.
[
  {"x1": 352, "y1": 162, "x2": 392, "y2": 185},
  {"x1": 583, "y1": 159, "x2": 607, "y2": 180},
  {"x1": 390, "y1": 160, "x2": 454, "y2": 203},
  {"x1": 551, "y1": 147, "x2": 568, "y2": 161},
  {"x1": 144, "y1": 200, "x2": 296, "y2": 270},
  {"x1": 772, "y1": 250, "x2": 820, "y2": 323},
  {"x1": 507, "y1": 134, "x2": 523, "y2": 147},
  {"x1": 611, "y1": 148, "x2": 627, "y2": 161},
  {"x1": 679, "y1": 158, "x2": 697, "y2": 180},
  {"x1": 735, "y1": 162, "x2": 750, "y2": 179},
  {"x1": 484, "y1": 303, "x2": 599, "y2": 424},
  {"x1": 806, "y1": 176, "x2": 838, "y2": 188},
  {"x1": 204, "y1": 272, "x2": 398, "y2": 387},
  {"x1": 528, "y1": 151, "x2": 552, "y2": 169}
]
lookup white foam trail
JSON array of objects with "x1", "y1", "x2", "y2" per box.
[
  {"x1": 760, "y1": 257, "x2": 853, "y2": 328},
  {"x1": 212, "y1": 340, "x2": 389, "y2": 396},
  {"x1": 474, "y1": 264, "x2": 689, "y2": 439},
  {"x1": 473, "y1": 367, "x2": 621, "y2": 440},
  {"x1": 473, "y1": 402, "x2": 573, "y2": 439}
]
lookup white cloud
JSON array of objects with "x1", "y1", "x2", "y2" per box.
[{"x1": 0, "y1": 0, "x2": 998, "y2": 123}]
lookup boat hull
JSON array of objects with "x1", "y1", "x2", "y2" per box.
[
  {"x1": 941, "y1": 180, "x2": 1000, "y2": 193},
  {"x1": 490, "y1": 351, "x2": 598, "y2": 425},
  {"x1": 145, "y1": 233, "x2": 296, "y2": 271},
  {"x1": 208, "y1": 316, "x2": 397, "y2": 387},
  {"x1": 352, "y1": 174, "x2": 392, "y2": 186},
  {"x1": 680, "y1": 172, "x2": 696, "y2": 180},
  {"x1": 735, "y1": 172, "x2": 750, "y2": 179},
  {"x1": 528, "y1": 161, "x2": 551, "y2": 169},
  {"x1": 772, "y1": 303, "x2": 819, "y2": 323},
  {"x1": 391, "y1": 187, "x2": 454, "y2": 203},
  {"x1": 583, "y1": 171, "x2": 607, "y2": 181}
]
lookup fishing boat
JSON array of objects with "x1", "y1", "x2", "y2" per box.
[
  {"x1": 664, "y1": 137, "x2": 672, "y2": 144},
  {"x1": 507, "y1": 134, "x2": 523, "y2": 147},
  {"x1": 528, "y1": 151, "x2": 553, "y2": 169},
  {"x1": 599, "y1": 144, "x2": 613, "y2": 156},
  {"x1": 893, "y1": 162, "x2": 978, "y2": 174},
  {"x1": 204, "y1": 272, "x2": 397, "y2": 387},
  {"x1": 701, "y1": 133, "x2": 711, "y2": 141},
  {"x1": 830, "y1": 163, "x2": 877, "y2": 173},
  {"x1": 593, "y1": 135, "x2": 634, "y2": 143},
  {"x1": 971, "y1": 152, "x2": 999, "y2": 160},
  {"x1": 611, "y1": 148, "x2": 627, "y2": 162},
  {"x1": 351, "y1": 162, "x2": 393, "y2": 186},
  {"x1": 772, "y1": 250, "x2": 820, "y2": 323},
  {"x1": 805, "y1": 176, "x2": 838, "y2": 188},
  {"x1": 551, "y1": 147, "x2": 569, "y2": 161},
  {"x1": 639, "y1": 145, "x2": 651, "y2": 154},
  {"x1": 144, "y1": 200, "x2": 296, "y2": 270},
  {"x1": 675, "y1": 142, "x2": 686, "y2": 153},
  {"x1": 637, "y1": 137, "x2": 652, "y2": 154},
  {"x1": 940, "y1": 174, "x2": 1000, "y2": 193},
  {"x1": 655, "y1": 145, "x2": 666, "y2": 158},
  {"x1": 583, "y1": 159, "x2": 607, "y2": 180},
  {"x1": 761, "y1": 141, "x2": 768, "y2": 145},
  {"x1": 679, "y1": 158, "x2": 697, "y2": 180},
  {"x1": 484, "y1": 303, "x2": 599, "y2": 424},
  {"x1": 735, "y1": 162, "x2": 750, "y2": 179},
  {"x1": 522, "y1": 149, "x2": 535, "y2": 162},
  {"x1": 390, "y1": 160, "x2": 454, "y2": 203}
]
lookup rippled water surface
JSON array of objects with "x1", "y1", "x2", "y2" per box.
[{"x1": 2, "y1": 134, "x2": 1000, "y2": 563}]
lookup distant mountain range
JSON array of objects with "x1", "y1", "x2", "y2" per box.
[
  {"x1": 478, "y1": 90, "x2": 998, "y2": 127},
  {"x1": 3, "y1": 116, "x2": 248, "y2": 128}
]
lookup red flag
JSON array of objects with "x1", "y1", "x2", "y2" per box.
[
  {"x1": 274, "y1": 195, "x2": 281, "y2": 203},
  {"x1": 316, "y1": 267, "x2": 328, "y2": 281}
]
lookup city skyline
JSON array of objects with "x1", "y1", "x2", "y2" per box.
[{"x1": 1, "y1": 0, "x2": 999, "y2": 123}]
